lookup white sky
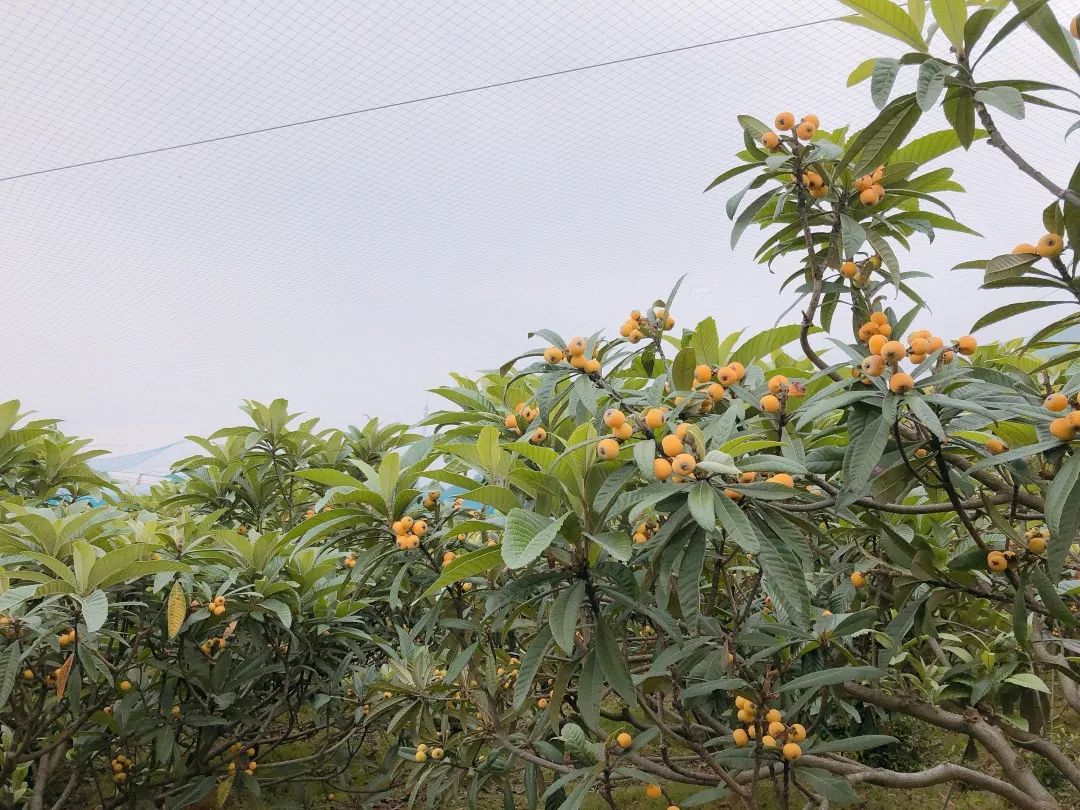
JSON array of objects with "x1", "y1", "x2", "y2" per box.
[{"x1": 1, "y1": 0, "x2": 1077, "y2": 454}]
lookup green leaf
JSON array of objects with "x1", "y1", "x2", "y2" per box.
[
  {"x1": 858, "y1": 102, "x2": 923, "y2": 175},
  {"x1": 975, "y1": 87, "x2": 1025, "y2": 119},
  {"x1": 1032, "y1": 568, "x2": 1078, "y2": 627},
  {"x1": 714, "y1": 495, "x2": 760, "y2": 554},
  {"x1": 963, "y1": 7, "x2": 998, "y2": 50},
  {"x1": 730, "y1": 324, "x2": 808, "y2": 367},
  {"x1": 871, "y1": 58, "x2": 901, "y2": 108},
  {"x1": 982, "y1": 252, "x2": 1038, "y2": 285},
  {"x1": 1005, "y1": 673, "x2": 1051, "y2": 693},
  {"x1": 847, "y1": 57, "x2": 878, "y2": 86},
  {"x1": 809, "y1": 735, "x2": 898, "y2": 754},
  {"x1": 464, "y1": 485, "x2": 521, "y2": 514},
  {"x1": 687, "y1": 483, "x2": 717, "y2": 532},
  {"x1": 79, "y1": 589, "x2": 108, "y2": 633},
  {"x1": 942, "y1": 89, "x2": 977, "y2": 149},
  {"x1": 1009, "y1": 0, "x2": 1080, "y2": 74},
  {"x1": 865, "y1": 231, "x2": 901, "y2": 288},
  {"x1": 550, "y1": 581, "x2": 586, "y2": 654},
  {"x1": 916, "y1": 59, "x2": 948, "y2": 110},
  {"x1": 970, "y1": 300, "x2": 1063, "y2": 333},
  {"x1": 502, "y1": 510, "x2": 568, "y2": 569},
  {"x1": 892, "y1": 128, "x2": 986, "y2": 168},
  {"x1": 703, "y1": 161, "x2": 760, "y2": 193},
  {"x1": 595, "y1": 616, "x2": 637, "y2": 706},
  {"x1": 975, "y1": 0, "x2": 1051, "y2": 66},
  {"x1": 422, "y1": 546, "x2": 503, "y2": 596},
  {"x1": 839, "y1": 0, "x2": 928, "y2": 50},
  {"x1": 588, "y1": 531, "x2": 632, "y2": 563},
  {"x1": 691, "y1": 317, "x2": 720, "y2": 367},
  {"x1": 1045, "y1": 453, "x2": 1080, "y2": 577},
  {"x1": 677, "y1": 531, "x2": 707, "y2": 626},
  {"x1": 730, "y1": 188, "x2": 778, "y2": 248},
  {"x1": 736, "y1": 115, "x2": 772, "y2": 141},
  {"x1": 1013, "y1": 578, "x2": 1030, "y2": 646},
  {"x1": 757, "y1": 524, "x2": 812, "y2": 626},
  {"x1": 513, "y1": 625, "x2": 554, "y2": 710},
  {"x1": 682, "y1": 677, "x2": 750, "y2": 699},
  {"x1": 779, "y1": 665, "x2": 886, "y2": 692},
  {"x1": 671, "y1": 347, "x2": 696, "y2": 391},
  {"x1": 930, "y1": 0, "x2": 967, "y2": 51},
  {"x1": 838, "y1": 404, "x2": 893, "y2": 508}
]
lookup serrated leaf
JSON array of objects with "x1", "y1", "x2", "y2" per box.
[
  {"x1": 1045, "y1": 453, "x2": 1080, "y2": 577},
  {"x1": 550, "y1": 581, "x2": 586, "y2": 654},
  {"x1": 503, "y1": 510, "x2": 568, "y2": 569},
  {"x1": 422, "y1": 546, "x2": 503, "y2": 595},
  {"x1": 595, "y1": 616, "x2": 637, "y2": 706},
  {"x1": 982, "y1": 253, "x2": 1038, "y2": 285},
  {"x1": 916, "y1": 59, "x2": 948, "y2": 110},
  {"x1": 871, "y1": 59, "x2": 901, "y2": 108},
  {"x1": 513, "y1": 625, "x2": 554, "y2": 709},
  {"x1": 779, "y1": 665, "x2": 886, "y2": 692},
  {"x1": 975, "y1": 86, "x2": 1025, "y2": 119}
]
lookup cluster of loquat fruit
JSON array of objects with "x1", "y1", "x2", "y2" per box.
[
  {"x1": 854, "y1": 166, "x2": 887, "y2": 206},
  {"x1": 207, "y1": 594, "x2": 227, "y2": 617},
  {"x1": 987, "y1": 525, "x2": 1053, "y2": 573},
  {"x1": 632, "y1": 516, "x2": 661, "y2": 544},
  {"x1": 199, "y1": 634, "x2": 228, "y2": 656},
  {"x1": 343, "y1": 550, "x2": 357, "y2": 569},
  {"x1": 1012, "y1": 233, "x2": 1066, "y2": 259},
  {"x1": 504, "y1": 401, "x2": 546, "y2": 444},
  {"x1": 758, "y1": 374, "x2": 806, "y2": 415},
  {"x1": 1043, "y1": 390, "x2": 1080, "y2": 442},
  {"x1": 616, "y1": 306, "x2": 676, "y2": 343},
  {"x1": 110, "y1": 752, "x2": 134, "y2": 784},
  {"x1": 761, "y1": 112, "x2": 820, "y2": 152},
  {"x1": 413, "y1": 741, "x2": 446, "y2": 762},
  {"x1": 57, "y1": 626, "x2": 76, "y2": 647},
  {"x1": 225, "y1": 742, "x2": 258, "y2": 777},
  {"x1": 730, "y1": 696, "x2": 805, "y2": 762},
  {"x1": 543, "y1": 336, "x2": 602, "y2": 374},
  {"x1": 390, "y1": 514, "x2": 428, "y2": 550},
  {"x1": 854, "y1": 312, "x2": 976, "y2": 394}
]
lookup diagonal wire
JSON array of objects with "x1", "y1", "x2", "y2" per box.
[{"x1": 0, "y1": 16, "x2": 840, "y2": 184}]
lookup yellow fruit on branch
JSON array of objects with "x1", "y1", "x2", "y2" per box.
[
  {"x1": 956, "y1": 335, "x2": 977, "y2": 356},
  {"x1": 889, "y1": 372, "x2": 915, "y2": 394},
  {"x1": 616, "y1": 731, "x2": 633, "y2": 749},
  {"x1": 774, "y1": 111, "x2": 794, "y2": 130},
  {"x1": 1044, "y1": 393, "x2": 1068, "y2": 412},
  {"x1": 783, "y1": 742, "x2": 802, "y2": 761},
  {"x1": 987, "y1": 551, "x2": 1008, "y2": 572},
  {"x1": 645, "y1": 784, "x2": 663, "y2": 799},
  {"x1": 1035, "y1": 233, "x2": 1063, "y2": 258},
  {"x1": 660, "y1": 434, "x2": 684, "y2": 457},
  {"x1": 597, "y1": 438, "x2": 620, "y2": 460}
]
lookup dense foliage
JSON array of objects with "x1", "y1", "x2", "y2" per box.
[{"x1": 2, "y1": 3, "x2": 1080, "y2": 809}]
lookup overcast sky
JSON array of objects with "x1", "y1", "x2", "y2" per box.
[{"x1": 1, "y1": 0, "x2": 1076, "y2": 455}]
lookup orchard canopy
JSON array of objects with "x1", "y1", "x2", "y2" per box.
[{"x1": 2, "y1": 3, "x2": 1080, "y2": 810}]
